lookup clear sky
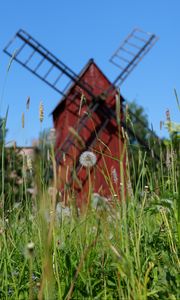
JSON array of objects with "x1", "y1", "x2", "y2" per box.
[{"x1": 0, "y1": 0, "x2": 179, "y2": 146}]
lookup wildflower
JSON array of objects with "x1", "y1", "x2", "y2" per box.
[
  {"x1": 39, "y1": 101, "x2": 44, "y2": 123},
  {"x1": 79, "y1": 151, "x2": 97, "y2": 168},
  {"x1": 22, "y1": 112, "x2": 25, "y2": 128}
]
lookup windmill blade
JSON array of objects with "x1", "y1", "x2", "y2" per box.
[
  {"x1": 4, "y1": 29, "x2": 94, "y2": 97},
  {"x1": 110, "y1": 28, "x2": 158, "y2": 87}
]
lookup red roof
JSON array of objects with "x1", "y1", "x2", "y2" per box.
[{"x1": 52, "y1": 59, "x2": 115, "y2": 116}]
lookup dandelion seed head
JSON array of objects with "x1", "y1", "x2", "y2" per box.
[{"x1": 79, "y1": 151, "x2": 97, "y2": 168}]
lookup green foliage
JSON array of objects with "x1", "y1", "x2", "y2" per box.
[{"x1": 126, "y1": 100, "x2": 149, "y2": 145}]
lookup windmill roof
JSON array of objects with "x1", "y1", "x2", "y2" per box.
[{"x1": 51, "y1": 59, "x2": 116, "y2": 116}]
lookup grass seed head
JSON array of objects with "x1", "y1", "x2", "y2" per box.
[
  {"x1": 39, "y1": 101, "x2": 44, "y2": 123},
  {"x1": 26, "y1": 96, "x2": 30, "y2": 110},
  {"x1": 22, "y1": 112, "x2": 25, "y2": 128},
  {"x1": 27, "y1": 155, "x2": 33, "y2": 173},
  {"x1": 111, "y1": 167, "x2": 118, "y2": 184},
  {"x1": 166, "y1": 109, "x2": 171, "y2": 122},
  {"x1": 115, "y1": 89, "x2": 121, "y2": 125}
]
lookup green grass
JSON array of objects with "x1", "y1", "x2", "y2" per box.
[{"x1": 0, "y1": 130, "x2": 179, "y2": 300}]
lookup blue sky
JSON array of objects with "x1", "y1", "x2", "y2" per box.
[{"x1": 0, "y1": 0, "x2": 179, "y2": 146}]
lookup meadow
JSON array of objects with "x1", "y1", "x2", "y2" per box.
[{"x1": 0, "y1": 90, "x2": 179, "y2": 299}]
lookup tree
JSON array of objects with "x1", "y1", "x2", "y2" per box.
[
  {"x1": 125, "y1": 100, "x2": 162, "y2": 188},
  {"x1": 126, "y1": 100, "x2": 150, "y2": 145}
]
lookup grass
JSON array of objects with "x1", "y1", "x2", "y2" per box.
[
  {"x1": 0, "y1": 124, "x2": 179, "y2": 300},
  {"x1": 0, "y1": 64, "x2": 179, "y2": 298}
]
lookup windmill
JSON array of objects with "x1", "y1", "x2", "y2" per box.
[{"x1": 4, "y1": 28, "x2": 158, "y2": 204}]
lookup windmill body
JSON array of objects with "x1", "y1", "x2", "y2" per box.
[{"x1": 52, "y1": 59, "x2": 125, "y2": 204}]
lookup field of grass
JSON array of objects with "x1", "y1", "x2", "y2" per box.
[{"x1": 0, "y1": 120, "x2": 179, "y2": 300}]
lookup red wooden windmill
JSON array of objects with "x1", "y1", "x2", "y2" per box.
[{"x1": 4, "y1": 28, "x2": 158, "y2": 205}]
